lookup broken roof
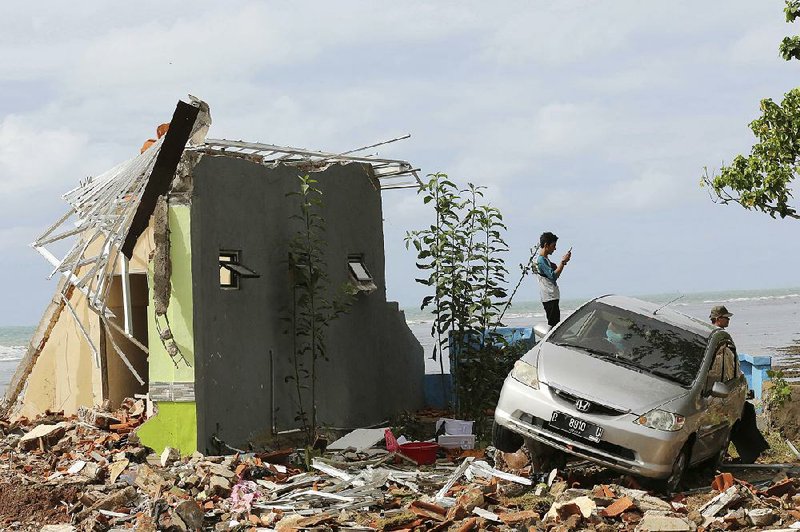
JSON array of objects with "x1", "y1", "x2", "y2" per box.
[{"x1": 31, "y1": 96, "x2": 420, "y2": 354}]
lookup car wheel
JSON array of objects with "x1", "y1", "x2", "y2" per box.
[
  {"x1": 657, "y1": 445, "x2": 689, "y2": 494},
  {"x1": 712, "y1": 430, "x2": 732, "y2": 470},
  {"x1": 492, "y1": 421, "x2": 523, "y2": 453}
]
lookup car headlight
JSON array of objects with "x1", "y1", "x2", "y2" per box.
[
  {"x1": 511, "y1": 360, "x2": 539, "y2": 389},
  {"x1": 634, "y1": 409, "x2": 685, "y2": 432}
]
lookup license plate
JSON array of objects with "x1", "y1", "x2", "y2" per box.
[{"x1": 550, "y1": 411, "x2": 604, "y2": 443}]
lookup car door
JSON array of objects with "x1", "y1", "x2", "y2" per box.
[{"x1": 694, "y1": 341, "x2": 743, "y2": 462}]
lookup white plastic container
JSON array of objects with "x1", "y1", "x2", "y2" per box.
[
  {"x1": 436, "y1": 418, "x2": 474, "y2": 436},
  {"x1": 438, "y1": 434, "x2": 476, "y2": 450}
]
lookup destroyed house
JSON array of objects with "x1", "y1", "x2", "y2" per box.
[{"x1": 2, "y1": 98, "x2": 425, "y2": 454}]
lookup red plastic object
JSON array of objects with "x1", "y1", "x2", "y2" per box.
[
  {"x1": 399, "y1": 442, "x2": 439, "y2": 465},
  {"x1": 384, "y1": 429, "x2": 400, "y2": 452}
]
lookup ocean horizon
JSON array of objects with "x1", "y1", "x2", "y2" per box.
[{"x1": 1, "y1": 286, "x2": 799, "y2": 393}]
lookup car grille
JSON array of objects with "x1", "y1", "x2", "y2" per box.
[
  {"x1": 550, "y1": 387, "x2": 627, "y2": 416},
  {"x1": 519, "y1": 413, "x2": 636, "y2": 462}
]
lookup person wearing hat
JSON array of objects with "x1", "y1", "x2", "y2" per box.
[{"x1": 710, "y1": 305, "x2": 733, "y2": 328}]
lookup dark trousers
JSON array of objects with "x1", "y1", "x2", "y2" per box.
[{"x1": 543, "y1": 299, "x2": 560, "y2": 327}]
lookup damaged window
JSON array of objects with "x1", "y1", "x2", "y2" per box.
[
  {"x1": 219, "y1": 251, "x2": 259, "y2": 289},
  {"x1": 348, "y1": 255, "x2": 377, "y2": 293}
]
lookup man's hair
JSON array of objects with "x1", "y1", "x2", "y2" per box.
[{"x1": 539, "y1": 232, "x2": 558, "y2": 247}]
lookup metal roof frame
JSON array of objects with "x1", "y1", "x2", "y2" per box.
[{"x1": 193, "y1": 134, "x2": 422, "y2": 189}]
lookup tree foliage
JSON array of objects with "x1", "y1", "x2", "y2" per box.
[
  {"x1": 702, "y1": 2, "x2": 800, "y2": 220},
  {"x1": 702, "y1": 88, "x2": 800, "y2": 220},
  {"x1": 781, "y1": 1, "x2": 800, "y2": 60},
  {"x1": 405, "y1": 173, "x2": 533, "y2": 435}
]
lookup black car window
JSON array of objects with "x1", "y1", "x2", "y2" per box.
[{"x1": 549, "y1": 301, "x2": 707, "y2": 387}]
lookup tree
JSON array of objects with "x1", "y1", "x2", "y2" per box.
[
  {"x1": 406, "y1": 173, "x2": 531, "y2": 436},
  {"x1": 285, "y1": 175, "x2": 353, "y2": 444},
  {"x1": 702, "y1": 1, "x2": 800, "y2": 220},
  {"x1": 780, "y1": 1, "x2": 800, "y2": 60}
]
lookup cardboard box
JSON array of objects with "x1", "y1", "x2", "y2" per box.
[{"x1": 437, "y1": 434, "x2": 476, "y2": 450}]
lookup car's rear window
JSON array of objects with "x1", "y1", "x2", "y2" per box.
[{"x1": 548, "y1": 301, "x2": 707, "y2": 386}]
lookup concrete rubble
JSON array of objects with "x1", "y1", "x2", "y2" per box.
[{"x1": 2, "y1": 403, "x2": 800, "y2": 530}]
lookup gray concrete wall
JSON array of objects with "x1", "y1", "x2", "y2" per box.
[{"x1": 190, "y1": 156, "x2": 424, "y2": 452}]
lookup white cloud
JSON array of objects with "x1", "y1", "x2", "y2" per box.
[
  {"x1": 0, "y1": 225, "x2": 39, "y2": 252},
  {"x1": 478, "y1": 2, "x2": 637, "y2": 66},
  {"x1": 1, "y1": 0, "x2": 800, "y2": 321},
  {"x1": 530, "y1": 103, "x2": 607, "y2": 156},
  {"x1": 0, "y1": 115, "x2": 89, "y2": 194},
  {"x1": 535, "y1": 169, "x2": 692, "y2": 217},
  {"x1": 729, "y1": 24, "x2": 788, "y2": 65}
]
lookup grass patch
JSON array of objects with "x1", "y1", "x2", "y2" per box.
[{"x1": 760, "y1": 430, "x2": 797, "y2": 463}]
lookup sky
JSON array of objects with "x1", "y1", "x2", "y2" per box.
[{"x1": 0, "y1": 1, "x2": 798, "y2": 325}]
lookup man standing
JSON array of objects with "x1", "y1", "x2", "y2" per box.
[
  {"x1": 535, "y1": 232, "x2": 571, "y2": 327},
  {"x1": 710, "y1": 305, "x2": 733, "y2": 328}
]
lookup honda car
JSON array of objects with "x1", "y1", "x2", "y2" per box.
[{"x1": 493, "y1": 295, "x2": 746, "y2": 491}]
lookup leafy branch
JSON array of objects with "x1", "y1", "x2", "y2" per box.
[
  {"x1": 704, "y1": 2, "x2": 800, "y2": 219},
  {"x1": 285, "y1": 175, "x2": 353, "y2": 444},
  {"x1": 701, "y1": 88, "x2": 800, "y2": 220},
  {"x1": 781, "y1": 0, "x2": 800, "y2": 60},
  {"x1": 405, "y1": 173, "x2": 528, "y2": 435}
]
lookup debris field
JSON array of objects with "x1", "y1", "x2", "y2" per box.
[{"x1": 2, "y1": 401, "x2": 800, "y2": 531}]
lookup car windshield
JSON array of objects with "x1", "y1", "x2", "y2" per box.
[{"x1": 548, "y1": 301, "x2": 707, "y2": 387}]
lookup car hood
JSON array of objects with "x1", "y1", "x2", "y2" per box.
[{"x1": 531, "y1": 342, "x2": 688, "y2": 414}]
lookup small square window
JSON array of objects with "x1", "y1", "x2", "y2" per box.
[
  {"x1": 349, "y1": 261, "x2": 372, "y2": 282},
  {"x1": 219, "y1": 250, "x2": 259, "y2": 289},
  {"x1": 348, "y1": 255, "x2": 377, "y2": 293},
  {"x1": 219, "y1": 252, "x2": 238, "y2": 289}
]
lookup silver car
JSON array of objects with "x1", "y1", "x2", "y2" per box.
[{"x1": 493, "y1": 295, "x2": 746, "y2": 491}]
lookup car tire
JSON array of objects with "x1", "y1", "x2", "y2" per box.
[
  {"x1": 711, "y1": 429, "x2": 732, "y2": 470},
  {"x1": 492, "y1": 421, "x2": 523, "y2": 453},
  {"x1": 656, "y1": 444, "x2": 689, "y2": 494}
]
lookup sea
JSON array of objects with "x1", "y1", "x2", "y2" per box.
[
  {"x1": 0, "y1": 287, "x2": 798, "y2": 395},
  {"x1": 406, "y1": 287, "x2": 800, "y2": 374}
]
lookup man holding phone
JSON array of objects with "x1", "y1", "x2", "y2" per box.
[{"x1": 535, "y1": 232, "x2": 572, "y2": 327}]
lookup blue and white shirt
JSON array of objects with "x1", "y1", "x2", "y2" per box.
[{"x1": 535, "y1": 254, "x2": 560, "y2": 302}]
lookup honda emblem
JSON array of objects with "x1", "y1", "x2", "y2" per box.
[{"x1": 575, "y1": 399, "x2": 591, "y2": 412}]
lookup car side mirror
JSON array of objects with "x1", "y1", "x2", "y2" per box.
[
  {"x1": 533, "y1": 323, "x2": 552, "y2": 340},
  {"x1": 710, "y1": 381, "x2": 731, "y2": 398}
]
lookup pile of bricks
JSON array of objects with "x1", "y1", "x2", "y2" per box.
[{"x1": 2, "y1": 403, "x2": 800, "y2": 531}]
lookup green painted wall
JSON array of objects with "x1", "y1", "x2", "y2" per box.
[
  {"x1": 138, "y1": 204, "x2": 197, "y2": 454},
  {"x1": 148, "y1": 205, "x2": 195, "y2": 382},
  {"x1": 136, "y1": 402, "x2": 197, "y2": 455}
]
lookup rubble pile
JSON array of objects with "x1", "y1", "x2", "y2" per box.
[{"x1": 3, "y1": 404, "x2": 800, "y2": 531}]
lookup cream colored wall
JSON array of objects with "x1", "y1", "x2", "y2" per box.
[
  {"x1": 16, "y1": 288, "x2": 102, "y2": 417},
  {"x1": 129, "y1": 225, "x2": 155, "y2": 274},
  {"x1": 15, "y1": 224, "x2": 156, "y2": 417}
]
